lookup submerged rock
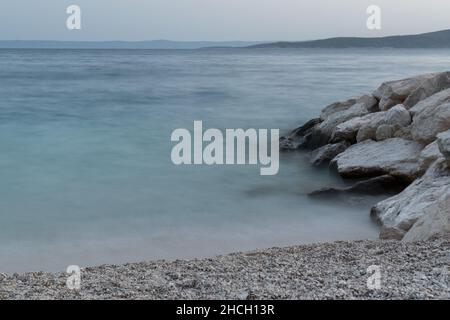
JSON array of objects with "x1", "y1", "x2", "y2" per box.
[
  {"x1": 309, "y1": 175, "x2": 407, "y2": 197},
  {"x1": 310, "y1": 142, "x2": 349, "y2": 166},
  {"x1": 371, "y1": 158, "x2": 450, "y2": 241},
  {"x1": 330, "y1": 138, "x2": 424, "y2": 181}
]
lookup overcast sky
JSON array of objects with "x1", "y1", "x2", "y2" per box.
[{"x1": 1, "y1": 0, "x2": 449, "y2": 41}]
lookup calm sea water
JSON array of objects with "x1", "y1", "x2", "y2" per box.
[{"x1": 1, "y1": 48, "x2": 449, "y2": 272}]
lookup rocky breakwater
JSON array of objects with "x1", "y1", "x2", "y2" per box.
[{"x1": 281, "y1": 72, "x2": 450, "y2": 241}]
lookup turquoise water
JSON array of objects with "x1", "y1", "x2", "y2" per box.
[{"x1": 1, "y1": 48, "x2": 450, "y2": 272}]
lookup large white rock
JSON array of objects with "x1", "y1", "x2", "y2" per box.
[
  {"x1": 404, "y1": 71, "x2": 450, "y2": 109},
  {"x1": 411, "y1": 102, "x2": 450, "y2": 144},
  {"x1": 330, "y1": 138, "x2": 424, "y2": 181},
  {"x1": 371, "y1": 158, "x2": 450, "y2": 241},
  {"x1": 373, "y1": 73, "x2": 437, "y2": 111}
]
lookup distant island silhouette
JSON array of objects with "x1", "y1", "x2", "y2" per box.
[
  {"x1": 1, "y1": 30, "x2": 449, "y2": 49},
  {"x1": 248, "y1": 29, "x2": 450, "y2": 49}
]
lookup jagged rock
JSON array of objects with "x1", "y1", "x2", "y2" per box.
[
  {"x1": 384, "y1": 105, "x2": 411, "y2": 126},
  {"x1": 330, "y1": 138, "x2": 424, "y2": 181},
  {"x1": 355, "y1": 106, "x2": 411, "y2": 143},
  {"x1": 320, "y1": 95, "x2": 378, "y2": 120},
  {"x1": 404, "y1": 71, "x2": 450, "y2": 109},
  {"x1": 411, "y1": 102, "x2": 450, "y2": 144},
  {"x1": 310, "y1": 142, "x2": 349, "y2": 166},
  {"x1": 392, "y1": 125, "x2": 412, "y2": 140},
  {"x1": 279, "y1": 118, "x2": 321, "y2": 150},
  {"x1": 437, "y1": 129, "x2": 450, "y2": 167},
  {"x1": 409, "y1": 88, "x2": 450, "y2": 116},
  {"x1": 311, "y1": 96, "x2": 377, "y2": 147},
  {"x1": 375, "y1": 125, "x2": 394, "y2": 141},
  {"x1": 373, "y1": 73, "x2": 437, "y2": 111},
  {"x1": 308, "y1": 175, "x2": 408, "y2": 197},
  {"x1": 371, "y1": 158, "x2": 450, "y2": 241},
  {"x1": 418, "y1": 141, "x2": 442, "y2": 174},
  {"x1": 331, "y1": 112, "x2": 383, "y2": 143}
]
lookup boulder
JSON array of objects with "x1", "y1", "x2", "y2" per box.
[
  {"x1": 320, "y1": 95, "x2": 378, "y2": 120},
  {"x1": 331, "y1": 112, "x2": 383, "y2": 143},
  {"x1": 373, "y1": 73, "x2": 437, "y2": 111},
  {"x1": 437, "y1": 129, "x2": 450, "y2": 167},
  {"x1": 403, "y1": 191, "x2": 450, "y2": 241},
  {"x1": 311, "y1": 95, "x2": 378, "y2": 147},
  {"x1": 404, "y1": 71, "x2": 450, "y2": 109},
  {"x1": 392, "y1": 125, "x2": 412, "y2": 140},
  {"x1": 310, "y1": 142, "x2": 349, "y2": 166},
  {"x1": 375, "y1": 125, "x2": 394, "y2": 141},
  {"x1": 409, "y1": 88, "x2": 450, "y2": 116},
  {"x1": 384, "y1": 105, "x2": 411, "y2": 127},
  {"x1": 371, "y1": 158, "x2": 450, "y2": 241},
  {"x1": 330, "y1": 138, "x2": 424, "y2": 181},
  {"x1": 279, "y1": 118, "x2": 321, "y2": 150},
  {"x1": 411, "y1": 102, "x2": 450, "y2": 144},
  {"x1": 355, "y1": 106, "x2": 411, "y2": 143},
  {"x1": 418, "y1": 141, "x2": 442, "y2": 174}
]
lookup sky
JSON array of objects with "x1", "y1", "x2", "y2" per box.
[{"x1": 0, "y1": 0, "x2": 449, "y2": 41}]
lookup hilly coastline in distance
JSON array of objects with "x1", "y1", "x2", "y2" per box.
[{"x1": 249, "y1": 29, "x2": 450, "y2": 49}]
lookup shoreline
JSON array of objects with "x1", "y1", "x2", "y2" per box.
[
  {"x1": 2, "y1": 71, "x2": 450, "y2": 299},
  {"x1": 1, "y1": 239, "x2": 448, "y2": 299}
]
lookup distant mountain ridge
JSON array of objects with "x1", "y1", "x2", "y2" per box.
[
  {"x1": 249, "y1": 29, "x2": 450, "y2": 49},
  {"x1": 0, "y1": 40, "x2": 263, "y2": 50},
  {"x1": 2, "y1": 30, "x2": 450, "y2": 49}
]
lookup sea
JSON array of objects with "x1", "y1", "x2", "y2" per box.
[{"x1": 1, "y1": 48, "x2": 449, "y2": 272}]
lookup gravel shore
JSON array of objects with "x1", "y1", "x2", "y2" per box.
[{"x1": 1, "y1": 239, "x2": 449, "y2": 300}]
